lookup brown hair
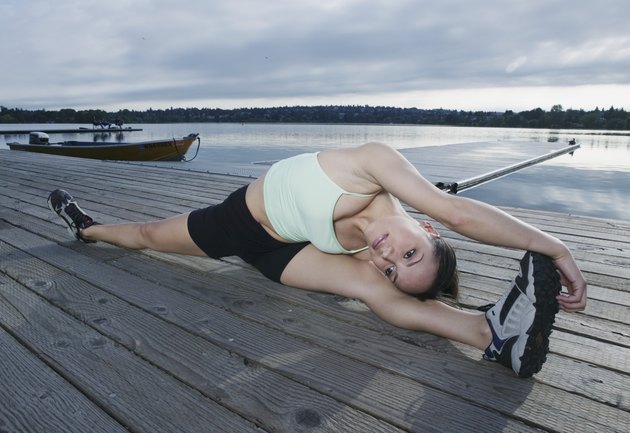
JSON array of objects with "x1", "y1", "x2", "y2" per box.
[{"x1": 414, "y1": 236, "x2": 459, "y2": 301}]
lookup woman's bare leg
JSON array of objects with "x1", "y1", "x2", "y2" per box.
[
  {"x1": 81, "y1": 213, "x2": 206, "y2": 257},
  {"x1": 280, "y1": 244, "x2": 492, "y2": 350}
]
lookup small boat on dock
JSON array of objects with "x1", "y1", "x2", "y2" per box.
[{"x1": 6, "y1": 132, "x2": 200, "y2": 161}]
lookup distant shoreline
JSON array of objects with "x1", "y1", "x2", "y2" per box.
[
  {"x1": 2, "y1": 122, "x2": 630, "y2": 137},
  {"x1": 1, "y1": 104, "x2": 629, "y2": 131}
]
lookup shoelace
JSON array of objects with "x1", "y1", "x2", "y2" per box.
[{"x1": 64, "y1": 203, "x2": 92, "y2": 229}]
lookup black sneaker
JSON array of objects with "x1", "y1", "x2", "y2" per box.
[
  {"x1": 47, "y1": 189, "x2": 97, "y2": 242},
  {"x1": 483, "y1": 251, "x2": 561, "y2": 378}
]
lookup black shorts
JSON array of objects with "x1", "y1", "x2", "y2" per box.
[{"x1": 187, "y1": 185, "x2": 309, "y2": 283}]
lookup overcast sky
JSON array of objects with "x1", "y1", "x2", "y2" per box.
[{"x1": 2, "y1": 0, "x2": 629, "y2": 112}]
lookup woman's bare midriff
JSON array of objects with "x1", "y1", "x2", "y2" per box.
[{"x1": 245, "y1": 176, "x2": 289, "y2": 243}]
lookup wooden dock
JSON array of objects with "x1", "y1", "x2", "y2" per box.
[{"x1": 0, "y1": 148, "x2": 628, "y2": 433}]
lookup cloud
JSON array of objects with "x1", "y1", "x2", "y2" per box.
[
  {"x1": 506, "y1": 56, "x2": 528, "y2": 74},
  {"x1": 1, "y1": 0, "x2": 629, "y2": 110}
]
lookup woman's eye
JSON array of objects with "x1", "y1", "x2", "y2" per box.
[{"x1": 404, "y1": 249, "x2": 416, "y2": 259}]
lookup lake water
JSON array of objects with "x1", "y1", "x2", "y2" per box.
[{"x1": 1, "y1": 123, "x2": 629, "y2": 221}]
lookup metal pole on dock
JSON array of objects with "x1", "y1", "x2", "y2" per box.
[{"x1": 435, "y1": 144, "x2": 580, "y2": 194}]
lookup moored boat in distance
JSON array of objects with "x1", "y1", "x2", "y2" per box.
[{"x1": 6, "y1": 132, "x2": 200, "y2": 161}]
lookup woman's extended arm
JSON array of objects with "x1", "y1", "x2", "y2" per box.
[{"x1": 355, "y1": 143, "x2": 587, "y2": 311}]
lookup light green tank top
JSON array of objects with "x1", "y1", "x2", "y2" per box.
[{"x1": 263, "y1": 152, "x2": 373, "y2": 254}]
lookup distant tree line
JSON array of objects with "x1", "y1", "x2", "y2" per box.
[{"x1": 1, "y1": 104, "x2": 629, "y2": 130}]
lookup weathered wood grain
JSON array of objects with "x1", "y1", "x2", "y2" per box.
[
  {"x1": 0, "y1": 325, "x2": 128, "y2": 433},
  {"x1": 0, "y1": 224, "x2": 542, "y2": 433},
  {"x1": 0, "y1": 243, "x2": 406, "y2": 433},
  {"x1": 1, "y1": 147, "x2": 629, "y2": 433},
  {"x1": 0, "y1": 275, "x2": 265, "y2": 433}
]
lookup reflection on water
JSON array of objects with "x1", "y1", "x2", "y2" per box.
[
  {"x1": 459, "y1": 160, "x2": 630, "y2": 220},
  {"x1": 458, "y1": 137, "x2": 629, "y2": 220},
  {"x1": 2, "y1": 123, "x2": 628, "y2": 220}
]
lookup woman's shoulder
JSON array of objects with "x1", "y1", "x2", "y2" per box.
[
  {"x1": 330, "y1": 143, "x2": 404, "y2": 176},
  {"x1": 323, "y1": 142, "x2": 396, "y2": 159},
  {"x1": 329, "y1": 141, "x2": 402, "y2": 169}
]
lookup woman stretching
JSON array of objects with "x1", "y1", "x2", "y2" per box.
[{"x1": 48, "y1": 142, "x2": 587, "y2": 378}]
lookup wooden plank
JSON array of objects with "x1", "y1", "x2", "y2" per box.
[
  {"x1": 0, "y1": 224, "x2": 543, "y2": 433},
  {"x1": 120, "y1": 252, "x2": 630, "y2": 409},
  {"x1": 422, "y1": 210, "x2": 630, "y2": 253},
  {"x1": 103, "y1": 240, "x2": 630, "y2": 369},
  {"x1": 433, "y1": 229, "x2": 630, "y2": 292},
  {"x1": 0, "y1": 282, "x2": 265, "y2": 433},
  {"x1": 452, "y1": 248, "x2": 630, "y2": 310},
  {"x1": 2, "y1": 147, "x2": 630, "y2": 433},
  {"x1": 0, "y1": 322, "x2": 128, "y2": 433},
  {"x1": 3, "y1": 158, "x2": 630, "y2": 287},
  {"x1": 2, "y1": 151, "x2": 625, "y2": 340},
  {"x1": 0, "y1": 159, "x2": 239, "y2": 220},
  {"x1": 2, "y1": 159, "x2": 627, "y2": 338},
  {"x1": 2, "y1": 218, "x2": 627, "y2": 428},
  {"x1": 0, "y1": 156, "x2": 236, "y2": 202},
  {"x1": 18, "y1": 174, "x2": 630, "y2": 340},
  {"x1": 1, "y1": 158, "x2": 232, "y2": 211},
  {"x1": 0, "y1": 243, "x2": 406, "y2": 433},
  {"x1": 2, "y1": 151, "x2": 246, "y2": 195}
]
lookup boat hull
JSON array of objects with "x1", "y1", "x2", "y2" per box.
[{"x1": 7, "y1": 134, "x2": 199, "y2": 161}]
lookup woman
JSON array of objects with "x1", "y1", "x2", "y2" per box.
[{"x1": 48, "y1": 142, "x2": 587, "y2": 378}]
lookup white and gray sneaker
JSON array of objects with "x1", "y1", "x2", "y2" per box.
[
  {"x1": 47, "y1": 189, "x2": 97, "y2": 243},
  {"x1": 482, "y1": 251, "x2": 561, "y2": 378}
]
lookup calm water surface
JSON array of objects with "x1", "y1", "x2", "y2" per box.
[{"x1": 2, "y1": 123, "x2": 628, "y2": 220}]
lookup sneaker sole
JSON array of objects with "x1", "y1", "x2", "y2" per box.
[{"x1": 517, "y1": 252, "x2": 561, "y2": 378}]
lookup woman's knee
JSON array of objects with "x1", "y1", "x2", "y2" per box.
[{"x1": 136, "y1": 215, "x2": 200, "y2": 255}]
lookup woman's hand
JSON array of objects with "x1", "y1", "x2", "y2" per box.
[{"x1": 553, "y1": 252, "x2": 587, "y2": 312}]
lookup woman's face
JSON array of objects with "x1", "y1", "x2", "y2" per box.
[{"x1": 365, "y1": 216, "x2": 439, "y2": 294}]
